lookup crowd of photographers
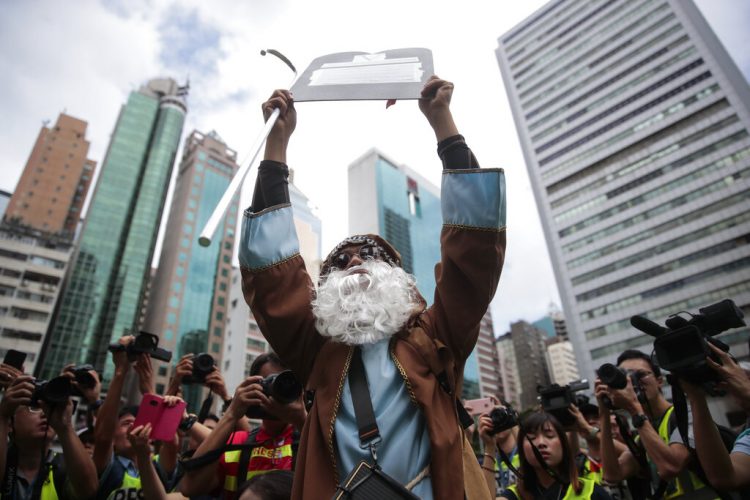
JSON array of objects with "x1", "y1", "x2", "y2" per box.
[{"x1": 0, "y1": 299, "x2": 748, "y2": 499}]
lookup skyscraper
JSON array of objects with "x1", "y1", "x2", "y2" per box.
[
  {"x1": 497, "y1": 0, "x2": 750, "y2": 385},
  {"x1": 142, "y1": 130, "x2": 238, "y2": 408},
  {"x1": 476, "y1": 310, "x2": 504, "y2": 400},
  {"x1": 39, "y1": 78, "x2": 188, "y2": 381},
  {"x1": 347, "y1": 148, "x2": 482, "y2": 399},
  {"x1": 4, "y1": 113, "x2": 96, "y2": 239}
]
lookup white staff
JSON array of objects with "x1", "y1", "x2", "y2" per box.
[{"x1": 198, "y1": 49, "x2": 298, "y2": 247}]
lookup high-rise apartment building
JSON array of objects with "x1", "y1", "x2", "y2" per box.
[
  {"x1": 496, "y1": 335, "x2": 520, "y2": 409},
  {"x1": 224, "y1": 176, "x2": 322, "y2": 393},
  {"x1": 0, "y1": 190, "x2": 12, "y2": 219},
  {"x1": 39, "y1": 78, "x2": 188, "y2": 382},
  {"x1": 497, "y1": 0, "x2": 750, "y2": 383},
  {"x1": 142, "y1": 130, "x2": 238, "y2": 409},
  {"x1": 347, "y1": 149, "x2": 482, "y2": 399},
  {"x1": 503, "y1": 321, "x2": 551, "y2": 411},
  {"x1": 476, "y1": 310, "x2": 504, "y2": 399},
  {"x1": 0, "y1": 224, "x2": 72, "y2": 373},
  {"x1": 545, "y1": 336, "x2": 581, "y2": 385},
  {"x1": 4, "y1": 113, "x2": 96, "y2": 238}
]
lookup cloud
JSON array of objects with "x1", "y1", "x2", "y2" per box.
[{"x1": 158, "y1": 8, "x2": 224, "y2": 79}]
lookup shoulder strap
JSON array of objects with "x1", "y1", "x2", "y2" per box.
[
  {"x1": 95, "y1": 456, "x2": 127, "y2": 500},
  {"x1": 235, "y1": 428, "x2": 262, "y2": 495},
  {"x1": 349, "y1": 347, "x2": 380, "y2": 450},
  {"x1": 179, "y1": 429, "x2": 261, "y2": 472}
]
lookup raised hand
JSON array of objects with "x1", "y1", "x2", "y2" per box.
[{"x1": 418, "y1": 75, "x2": 458, "y2": 141}]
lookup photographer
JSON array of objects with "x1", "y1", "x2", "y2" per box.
[
  {"x1": 498, "y1": 412, "x2": 611, "y2": 500},
  {"x1": 682, "y1": 342, "x2": 750, "y2": 491},
  {"x1": 94, "y1": 335, "x2": 172, "y2": 498},
  {"x1": 181, "y1": 353, "x2": 305, "y2": 499},
  {"x1": 478, "y1": 399, "x2": 520, "y2": 496},
  {"x1": 596, "y1": 350, "x2": 717, "y2": 499},
  {"x1": 0, "y1": 375, "x2": 98, "y2": 499}
]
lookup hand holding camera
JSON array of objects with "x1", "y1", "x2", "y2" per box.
[
  {"x1": 61, "y1": 363, "x2": 101, "y2": 404},
  {"x1": 227, "y1": 371, "x2": 303, "y2": 422},
  {"x1": 0, "y1": 375, "x2": 34, "y2": 418}
]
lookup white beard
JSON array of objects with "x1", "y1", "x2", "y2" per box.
[{"x1": 312, "y1": 260, "x2": 423, "y2": 345}]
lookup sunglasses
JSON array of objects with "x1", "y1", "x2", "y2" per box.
[{"x1": 331, "y1": 244, "x2": 383, "y2": 270}]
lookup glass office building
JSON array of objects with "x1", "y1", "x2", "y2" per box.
[
  {"x1": 496, "y1": 0, "x2": 750, "y2": 403},
  {"x1": 348, "y1": 149, "x2": 482, "y2": 399},
  {"x1": 39, "y1": 78, "x2": 188, "y2": 382},
  {"x1": 142, "y1": 130, "x2": 238, "y2": 410}
]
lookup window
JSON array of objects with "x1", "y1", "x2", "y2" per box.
[
  {"x1": 211, "y1": 343, "x2": 221, "y2": 353},
  {"x1": 216, "y1": 312, "x2": 224, "y2": 321}
]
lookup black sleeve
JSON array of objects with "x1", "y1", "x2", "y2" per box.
[
  {"x1": 250, "y1": 160, "x2": 290, "y2": 212},
  {"x1": 437, "y1": 134, "x2": 480, "y2": 170},
  {"x1": 591, "y1": 484, "x2": 613, "y2": 500}
]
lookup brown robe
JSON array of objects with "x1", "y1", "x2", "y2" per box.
[{"x1": 241, "y1": 219, "x2": 506, "y2": 499}]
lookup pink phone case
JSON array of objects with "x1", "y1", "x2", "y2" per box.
[
  {"x1": 464, "y1": 397, "x2": 493, "y2": 416},
  {"x1": 152, "y1": 399, "x2": 186, "y2": 441},
  {"x1": 133, "y1": 394, "x2": 187, "y2": 441}
]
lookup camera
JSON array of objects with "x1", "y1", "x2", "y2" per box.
[
  {"x1": 631, "y1": 299, "x2": 745, "y2": 387},
  {"x1": 538, "y1": 380, "x2": 590, "y2": 427},
  {"x1": 31, "y1": 376, "x2": 72, "y2": 408},
  {"x1": 246, "y1": 370, "x2": 303, "y2": 420},
  {"x1": 108, "y1": 331, "x2": 172, "y2": 363},
  {"x1": 596, "y1": 363, "x2": 647, "y2": 408},
  {"x1": 183, "y1": 353, "x2": 215, "y2": 384},
  {"x1": 71, "y1": 364, "x2": 97, "y2": 390},
  {"x1": 488, "y1": 404, "x2": 519, "y2": 436}
]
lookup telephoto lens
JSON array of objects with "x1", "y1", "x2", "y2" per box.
[
  {"x1": 262, "y1": 370, "x2": 302, "y2": 404},
  {"x1": 597, "y1": 363, "x2": 628, "y2": 389}
]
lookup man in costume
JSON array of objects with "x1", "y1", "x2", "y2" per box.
[{"x1": 240, "y1": 76, "x2": 506, "y2": 498}]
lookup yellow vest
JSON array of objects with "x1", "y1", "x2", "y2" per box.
[
  {"x1": 105, "y1": 469, "x2": 142, "y2": 500},
  {"x1": 654, "y1": 406, "x2": 716, "y2": 500},
  {"x1": 39, "y1": 466, "x2": 59, "y2": 500},
  {"x1": 506, "y1": 477, "x2": 596, "y2": 499}
]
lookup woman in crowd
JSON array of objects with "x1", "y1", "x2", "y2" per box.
[{"x1": 500, "y1": 412, "x2": 611, "y2": 500}]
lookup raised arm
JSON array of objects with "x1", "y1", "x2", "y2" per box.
[
  {"x1": 239, "y1": 89, "x2": 324, "y2": 384},
  {"x1": 418, "y1": 77, "x2": 506, "y2": 362},
  {"x1": 93, "y1": 335, "x2": 132, "y2": 474}
]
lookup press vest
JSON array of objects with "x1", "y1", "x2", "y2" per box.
[
  {"x1": 220, "y1": 426, "x2": 295, "y2": 496},
  {"x1": 506, "y1": 477, "x2": 597, "y2": 500},
  {"x1": 105, "y1": 471, "x2": 142, "y2": 500},
  {"x1": 653, "y1": 406, "x2": 716, "y2": 500}
]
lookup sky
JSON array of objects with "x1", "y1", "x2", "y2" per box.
[{"x1": 1, "y1": 0, "x2": 748, "y2": 337}]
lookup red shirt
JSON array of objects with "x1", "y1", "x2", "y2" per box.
[{"x1": 217, "y1": 424, "x2": 295, "y2": 498}]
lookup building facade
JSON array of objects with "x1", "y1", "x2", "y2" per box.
[
  {"x1": 476, "y1": 309, "x2": 504, "y2": 400},
  {"x1": 496, "y1": 334, "x2": 521, "y2": 409},
  {"x1": 223, "y1": 175, "x2": 322, "y2": 393},
  {"x1": 0, "y1": 190, "x2": 12, "y2": 219},
  {"x1": 497, "y1": 0, "x2": 750, "y2": 385},
  {"x1": 142, "y1": 130, "x2": 238, "y2": 409},
  {"x1": 39, "y1": 78, "x2": 188, "y2": 382},
  {"x1": 347, "y1": 149, "x2": 482, "y2": 399},
  {"x1": 4, "y1": 113, "x2": 96, "y2": 239},
  {"x1": 545, "y1": 336, "x2": 581, "y2": 385},
  {"x1": 507, "y1": 320, "x2": 551, "y2": 411},
  {"x1": 0, "y1": 224, "x2": 72, "y2": 373}
]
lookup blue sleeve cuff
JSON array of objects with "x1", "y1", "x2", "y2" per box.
[
  {"x1": 240, "y1": 204, "x2": 300, "y2": 271},
  {"x1": 441, "y1": 168, "x2": 506, "y2": 230}
]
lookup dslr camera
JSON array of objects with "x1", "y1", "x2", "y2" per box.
[
  {"x1": 183, "y1": 353, "x2": 216, "y2": 384},
  {"x1": 538, "y1": 379, "x2": 590, "y2": 427},
  {"x1": 631, "y1": 299, "x2": 745, "y2": 387},
  {"x1": 246, "y1": 370, "x2": 303, "y2": 420},
  {"x1": 31, "y1": 376, "x2": 72, "y2": 409},
  {"x1": 488, "y1": 403, "x2": 519, "y2": 436},
  {"x1": 597, "y1": 363, "x2": 647, "y2": 408},
  {"x1": 70, "y1": 364, "x2": 98, "y2": 390},
  {"x1": 108, "y1": 331, "x2": 172, "y2": 363}
]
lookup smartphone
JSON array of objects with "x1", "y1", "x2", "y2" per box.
[
  {"x1": 2, "y1": 350, "x2": 26, "y2": 371},
  {"x1": 464, "y1": 397, "x2": 494, "y2": 416},
  {"x1": 133, "y1": 394, "x2": 187, "y2": 441}
]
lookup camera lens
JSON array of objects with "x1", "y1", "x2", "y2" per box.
[
  {"x1": 598, "y1": 363, "x2": 627, "y2": 390},
  {"x1": 194, "y1": 353, "x2": 215, "y2": 374},
  {"x1": 266, "y1": 370, "x2": 302, "y2": 404}
]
